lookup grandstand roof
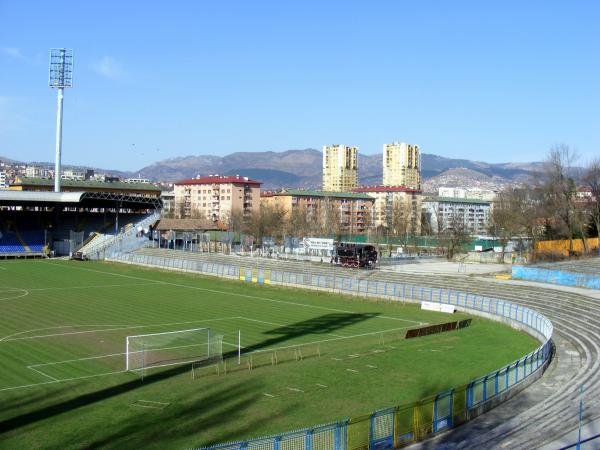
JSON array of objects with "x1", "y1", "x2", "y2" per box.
[
  {"x1": 175, "y1": 175, "x2": 262, "y2": 186},
  {"x1": 0, "y1": 190, "x2": 162, "y2": 209},
  {"x1": 11, "y1": 177, "x2": 161, "y2": 194}
]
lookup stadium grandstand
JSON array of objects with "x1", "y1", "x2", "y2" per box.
[{"x1": 0, "y1": 177, "x2": 162, "y2": 259}]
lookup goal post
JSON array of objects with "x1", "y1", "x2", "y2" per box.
[{"x1": 126, "y1": 327, "x2": 222, "y2": 372}]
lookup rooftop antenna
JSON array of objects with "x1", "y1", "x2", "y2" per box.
[{"x1": 49, "y1": 48, "x2": 74, "y2": 193}]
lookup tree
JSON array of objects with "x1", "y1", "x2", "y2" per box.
[
  {"x1": 319, "y1": 199, "x2": 343, "y2": 240},
  {"x1": 489, "y1": 186, "x2": 546, "y2": 261},
  {"x1": 583, "y1": 158, "x2": 600, "y2": 240},
  {"x1": 489, "y1": 188, "x2": 519, "y2": 261},
  {"x1": 286, "y1": 204, "x2": 312, "y2": 238},
  {"x1": 389, "y1": 200, "x2": 411, "y2": 247},
  {"x1": 175, "y1": 200, "x2": 186, "y2": 219},
  {"x1": 244, "y1": 203, "x2": 287, "y2": 246},
  {"x1": 539, "y1": 144, "x2": 579, "y2": 252},
  {"x1": 438, "y1": 209, "x2": 471, "y2": 260}
]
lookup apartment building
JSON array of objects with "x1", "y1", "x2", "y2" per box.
[
  {"x1": 438, "y1": 187, "x2": 497, "y2": 201},
  {"x1": 25, "y1": 166, "x2": 52, "y2": 178},
  {"x1": 353, "y1": 186, "x2": 422, "y2": 234},
  {"x1": 382, "y1": 142, "x2": 421, "y2": 189},
  {"x1": 174, "y1": 175, "x2": 261, "y2": 222},
  {"x1": 261, "y1": 189, "x2": 374, "y2": 234},
  {"x1": 322, "y1": 144, "x2": 358, "y2": 192},
  {"x1": 0, "y1": 171, "x2": 6, "y2": 189},
  {"x1": 422, "y1": 196, "x2": 492, "y2": 235},
  {"x1": 160, "y1": 191, "x2": 175, "y2": 214}
]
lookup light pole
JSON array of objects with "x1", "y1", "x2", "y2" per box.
[{"x1": 48, "y1": 49, "x2": 74, "y2": 193}]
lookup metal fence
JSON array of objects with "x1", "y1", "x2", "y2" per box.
[
  {"x1": 85, "y1": 212, "x2": 160, "y2": 259},
  {"x1": 108, "y1": 251, "x2": 553, "y2": 450}
]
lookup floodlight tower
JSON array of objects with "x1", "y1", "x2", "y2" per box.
[{"x1": 48, "y1": 48, "x2": 74, "y2": 193}]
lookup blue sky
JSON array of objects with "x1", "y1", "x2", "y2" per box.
[{"x1": 1, "y1": 1, "x2": 598, "y2": 171}]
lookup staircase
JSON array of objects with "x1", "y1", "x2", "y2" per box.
[{"x1": 79, "y1": 212, "x2": 160, "y2": 260}]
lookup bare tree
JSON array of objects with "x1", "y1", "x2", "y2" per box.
[
  {"x1": 244, "y1": 203, "x2": 287, "y2": 246},
  {"x1": 438, "y1": 210, "x2": 471, "y2": 260},
  {"x1": 583, "y1": 158, "x2": 600, "y2": 241},
  {"x1": 175, "y1": 200, "x2": 186, "y2": 219},
  {"x1": 489, "y1": 188, "x2": 518, "y2": 260},
  {"x1": 389, "y1": 201, "x2": 411, "y2": 247},
  {"x1": 539, "y1": 144, "x2": 579, "y2": 253},
  {"x1": 319, "y1": 199, "x2": 343, "y2": 240},
  {"x1": 286, "y1": 204, "x2": 312, "y2": 238}
]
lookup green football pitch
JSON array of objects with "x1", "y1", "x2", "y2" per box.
[{"x1": 0, "y1": 260, "x2": 538, "y2": 449}]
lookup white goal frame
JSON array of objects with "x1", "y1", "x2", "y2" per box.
[{"x1": 125, "y1": 327, "x2": 212, "y2": 372}]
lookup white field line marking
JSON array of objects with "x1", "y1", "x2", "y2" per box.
[
  {"x1": 29, "y1": 352, "x2": 124, "y2": 368},
  {"x1": 346, "y1": 369, "x2": 359, "y2": 373},
  {"x1": 263, "y1": 393, "x2": 275, "y2": 397},
  {"x1": 0, "y1": 282, "x2": 162, "y2": 303},
  {"x1": 240, "y1": 316, "x2": 346, "y2": 338},
  {"x1": 0, "y1": 288, "x2": 29, "y2": 301},
  {"x1": 316, "y1": 383, "x2": 328, "y2": 388},
  {"x1": 27, "y1": 365, "x2": 59, "y2": 381},
  {"x1": 0, "y1": 323, "x2": 411, "y2": 393},
  {"x1": 0, "y1": 370, "x2": 128, "y2": 393},
  {"x1": 136, "y1": 400, "x2": 170, "y2": 405},
  {"x1": 29, "y1": 341, "x2": 237, "y2": 371},
  {"x1": 46, "y1": 261, "x2": 425, "y2": 325},
  {"x1": 287, "y1": 387, "x2": 303, "y2": 392},
  {"x1": 131, "y1": 403, "x2": 164, "y2": 409},
  {"x1": 245, "y1": 325, "x2": 413, "y2": 355},
  {"x1": 26, "y1": 282, "x2": 163, "y2": 292},
  {"x1": 1, "y1": 316, "x2": 238, "y2": 342}
]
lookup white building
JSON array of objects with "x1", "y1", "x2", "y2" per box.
[
  {"x1": 0, "y1": 171, "x2": 6, "y2": 188},
  {"x1": 423, "y1": 196, "x2": 492, "y2": 235},
  {"x1": 126, "y1": 177, "x2": 151, "y2": 184},
  {"x1": 438, "y1": 187, "x2": 497, "y2": 201},
  {"x1": 61, "y1": 169, "x2": 85, "y2": 180},
  {"x1": 161, "y1": 191, "x2": 175, "y2": 214},
  {"x1": 25, "y1": 166, "x2": 51, "y2": 178}
]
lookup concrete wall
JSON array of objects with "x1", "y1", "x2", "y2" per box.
[{"x1": 512, "y1": 265, "x2": 600, "y2": 290}]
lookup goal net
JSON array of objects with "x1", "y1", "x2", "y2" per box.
[{"x1": 126, "y1": 327, "x2": 222, "y2": 372}]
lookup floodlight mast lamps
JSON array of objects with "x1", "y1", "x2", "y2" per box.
[{"x1": 48, "y1": 48, "x2": 74, "y2": 193}]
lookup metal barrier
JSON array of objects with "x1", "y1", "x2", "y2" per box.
[
  {"x1": 556, "y1": 433, "x2": 600, "y2": 450},
  {"x1": 108, "y1": 251, "x2": 553, "y2": 450},
  {"x1": 200, "y1": 421, "x2": 348, "y2": 450},
  {"x1": 84, "y1": 212, "x2": 160, "y2": 259}
]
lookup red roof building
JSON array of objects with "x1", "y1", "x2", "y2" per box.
[{"x1": 173, "y1": 174, "x2": 262, "y2": 222}]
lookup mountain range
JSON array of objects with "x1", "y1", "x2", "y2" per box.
[
  {"x1": 134, "y1": 149, "x2": 542, "y2": 192},
  {"x1": 1, "y1": 149, "x2": 544, "y2": 193}
]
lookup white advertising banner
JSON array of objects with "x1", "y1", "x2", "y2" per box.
[
  {"x1": 421, "y1": 301, "x2": 456, "y2": 314},
  {"x1": 302, "y1": 237, "x2": 334, "y2": 251}
]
